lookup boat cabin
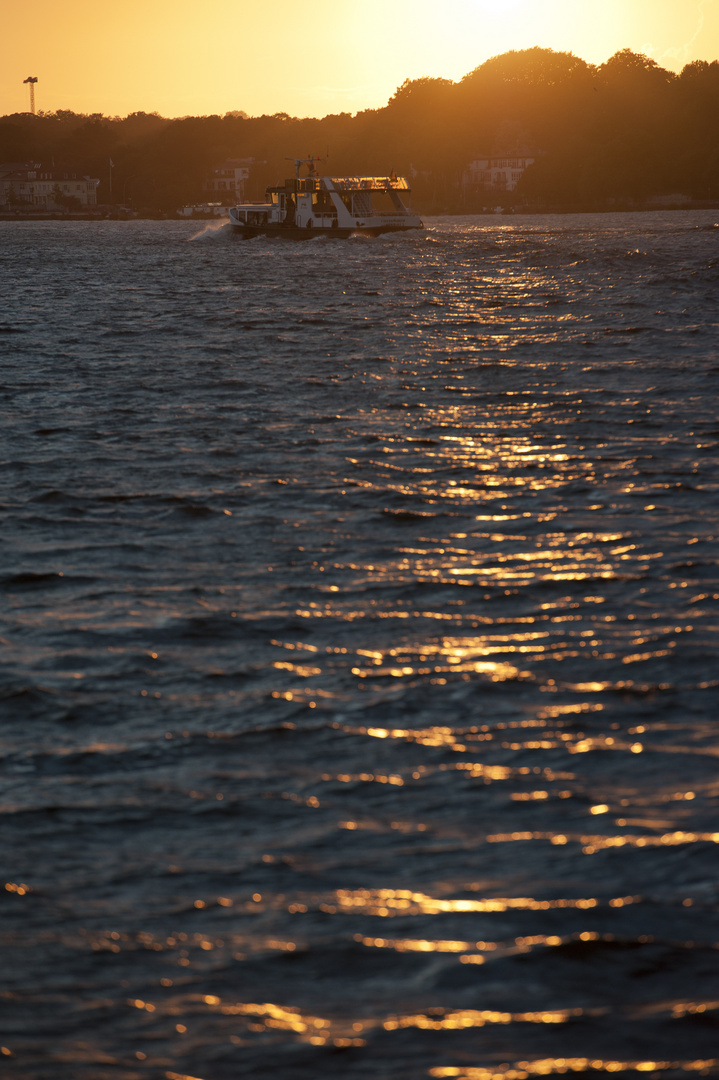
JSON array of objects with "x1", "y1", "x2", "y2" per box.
[
  {"x1": 262, "y1": 175, "x2": 416, "y2": 230},
  {"x1": 228, "y1": 161, "x2": 422, "y2": 236}
]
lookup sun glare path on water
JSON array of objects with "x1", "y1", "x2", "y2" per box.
[{"x1": 1, "y1": 214, "x2": 718, "y2": 1077}]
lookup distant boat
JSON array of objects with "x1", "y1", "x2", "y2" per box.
[{"x1": 228, "y1": 156, "x2": 423, "y2": 239}]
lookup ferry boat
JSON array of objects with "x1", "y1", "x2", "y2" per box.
[{"x1": 228, "y1": 157, "x2": 423, "y2": 239}]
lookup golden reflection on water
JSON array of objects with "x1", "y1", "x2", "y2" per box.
[
  {"x1": 479, "y1": 830, "x2": 719, "y2": 854},
  {"x1": 266, "y1": 598, "x2": 691, "y2": 711},
  {"x1": 153, "y1": 995, "x2": 369, "y2": 1049},
  {"x1": 77, "y1": 978, "x2": 719, "y2": 1067},
  {"x1": 330, "y1": 888, "x2": 604, "y2": 915},
  {"x1": 334, "y1": 719, "x2": 646, "y2": 759},
  {"x1": 326, "y1": 718, "x2": 719, "y2": 772},
  {"x1": 429, "y1": 1060, "x2": 719, "y2": 1080},
  {"x1": 384, "y1": 1007, "x2": 585, "y2": 1030},
  {"x1": 23, "y1": 922, "x2": 719, "y2": 1072},
  {"x1": 353, "y1": 929, "x2": 621, "y2": 959},
  {"x1": 4, "y1": 881, "x2": 31, "y2": 896}
]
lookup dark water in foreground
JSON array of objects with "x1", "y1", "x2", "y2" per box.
[{"x1": 1, "y1": 213, "x2": 718, "y2": 1080}]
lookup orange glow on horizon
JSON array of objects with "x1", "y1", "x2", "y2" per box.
[{"x1": 3, "y1": 0, "x2": 719, "y2": 118}]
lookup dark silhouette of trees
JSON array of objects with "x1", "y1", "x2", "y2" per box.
[
  {"x1": 1, "y1": 48, "x2": 717, "y2": 213},
  {"x1": 673, "y1": 60, "x2": 719, "y2": 198}
]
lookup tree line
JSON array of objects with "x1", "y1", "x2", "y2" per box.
[{"x1": 1, "y1": 48, "x2": 718, "y2": 213}]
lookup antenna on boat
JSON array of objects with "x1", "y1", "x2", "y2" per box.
[{"x1": 285, "y1": 154, "x2": 327, "y2": 179}]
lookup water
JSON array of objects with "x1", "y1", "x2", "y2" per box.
[{"x1": 1, "y1": 213, "x2": 718, "y2": 1080}]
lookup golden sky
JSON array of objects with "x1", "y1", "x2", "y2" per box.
[{"x1": 4, "y1": 0, "x2": 718, "y2": 119}]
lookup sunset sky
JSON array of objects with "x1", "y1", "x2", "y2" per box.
[{"x1": 4, "y1": 0, "x2": 718, "y2": 119}]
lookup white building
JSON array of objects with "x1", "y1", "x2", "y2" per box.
[
  {"x1": 0, "y1": 162, "x2": 99, "y2": 208},
  {"x1": 177, "y1": 203, "x2": 233, "y2": 218},
  {"x1": 463, "y1": 152, "x2": 536, "y2": 194},
  {"x1": 204, "y1": 158, "x2": 254, "y2": 202}
]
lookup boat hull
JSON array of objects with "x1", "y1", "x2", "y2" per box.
[{"x1": 228, "y1": 221, "x2": 423, "y2": 240}]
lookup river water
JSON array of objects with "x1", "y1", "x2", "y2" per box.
[{"x1": 1, "y1": 213, "x2": 718, "y2": 1080}]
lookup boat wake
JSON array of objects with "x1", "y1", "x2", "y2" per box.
[{"x1": 187, "y1": 219, "x2": 232, "y2": 242}]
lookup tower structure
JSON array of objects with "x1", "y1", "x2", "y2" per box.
[{"x1": 23, "y1": 77, "x2": 38, "y2": 115}]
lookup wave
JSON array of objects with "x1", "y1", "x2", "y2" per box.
[{"x1": 186, "y1": 218, "x2": 232, "y2": 241}]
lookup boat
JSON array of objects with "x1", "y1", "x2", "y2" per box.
[{"x1": 228, "y1": 156, "x2": 423, "y2": 239}]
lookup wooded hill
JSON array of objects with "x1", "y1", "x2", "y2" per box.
[{"x1": 1, "y1": 48, "x2": 718, "y2": 213}]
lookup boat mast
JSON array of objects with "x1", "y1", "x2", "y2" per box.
[{"x1": 284, "y1": 155, "x2": 327, "y2": 179}]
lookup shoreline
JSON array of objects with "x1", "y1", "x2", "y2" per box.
[{"x1": 1, "y1": 201, "x2": 718, "y2": 223}]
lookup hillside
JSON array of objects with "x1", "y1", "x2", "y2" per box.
[{"x1": 1, "y1": 48, "x2": 718, "y2": 212}]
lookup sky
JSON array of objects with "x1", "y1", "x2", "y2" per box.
[{"x1": 3, "y1": 0, "x2": 719, "y2": 119}]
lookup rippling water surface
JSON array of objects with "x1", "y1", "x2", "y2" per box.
[{"x1": 1, "y1": 213, "x2": 718, "y2": 1080}]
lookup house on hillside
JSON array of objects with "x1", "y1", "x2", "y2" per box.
[
  {"x1": 204, "y1": 159, "x2": 254, "y2": 203},
  {"x1": 463, "y1": 151, "x2": 536, "y2": 196},
  {"x1": 0, "y1": 162, "x2": 100, "y2": 208}
]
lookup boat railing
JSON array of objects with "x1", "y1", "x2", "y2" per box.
[
  {"x1": 329, "y1": 177, "x2": 411, "y2": 192},
  {"x1": 368, "y1": 211, "x2": 418, "y2": 220}
]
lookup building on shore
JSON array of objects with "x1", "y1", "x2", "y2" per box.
[
  {"x1": 203, "y1": 159, "x2": 254, "y2": 203},
  {"x1": 0, "y1": 162, "x2": 100, "y2": 208},
  {"x1": 462, "y1": 150, "x2": 536, "y2": 197},
  {"x1": 176, "y1": 158, "x2": 256, "y2": 217},
  {"x1": 177, "y1": 203, "x2": 233, "y2": 218}
]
